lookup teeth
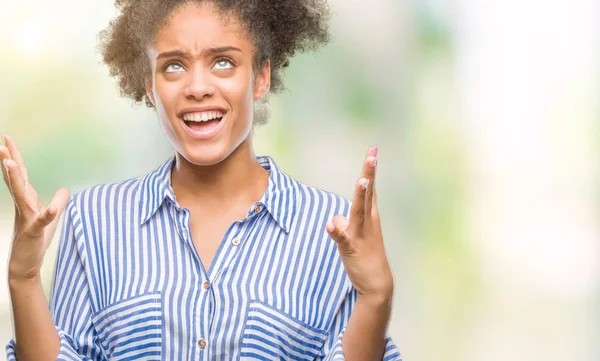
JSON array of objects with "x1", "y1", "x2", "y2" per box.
[{"x1": 183, "y1": 111, "x2": 224, "y2": 122}]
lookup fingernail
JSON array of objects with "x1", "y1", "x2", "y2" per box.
[
  {"x1": 372, "y1": 145, "x2": 379, "y2": 157},
  {"x1": 48, "y1": 206, "x2": 56, "y2": 215},
  {"x1": 327, "y1": 223, "x2": 335, "y2": 232},
  {"x1": 361, "y1": 178, "x2": 369, "y2": 190},
  {"x1": 369, "y1": 157, "x2": 378, "y2": 167}
]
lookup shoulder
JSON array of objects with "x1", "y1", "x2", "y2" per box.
[
  {"x1": 267, "y1": 155, "x2": 352, "y2": 221},
  {"x1": 291, "y1": 178, "x2": 352, "y2": 222},
  {"x1": 296, "y1": 181, "x2": 350, "y2": 212},
  {"x1": 68, "y1": 157, "x2": 173, "y2": 215},
  {"x1": 69, "y1": 176, "x2": 143, "y2": 214},
  {"x1": 57, "y1": 176, "x2": 145, "y2": 247}
]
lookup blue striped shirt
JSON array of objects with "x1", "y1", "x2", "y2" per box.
[{"x1": 7, "y1": 155, "x2": 402, "y2": 361}]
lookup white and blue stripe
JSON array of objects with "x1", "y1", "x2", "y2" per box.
[{"x1": 6, "y1": 155, "x2": 402, "y2": 361}]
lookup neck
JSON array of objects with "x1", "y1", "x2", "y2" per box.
[{"x1": 170, "y1": 138, "x2": 269, "y2": 212}]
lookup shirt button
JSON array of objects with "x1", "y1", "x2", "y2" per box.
[
  {"x1": 197, "y1": 338, "x2": 207, "y2": 349},
  {"x1": 203, "y1": 281, "x2": 210, "y2": 290},
  {"x1": 232, "y1": 237, "x2": 240, "y2": 246},
  {"x1": 254, "y1": 205, "x2": 262, "y2": 213}
]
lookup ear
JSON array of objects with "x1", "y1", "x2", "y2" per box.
[
  {"x1": 253, "y1": 60, "x2": 271, "y2": 100},
  {"x1": 145, "y1": 79, "x2": 156, "y2": 107}
]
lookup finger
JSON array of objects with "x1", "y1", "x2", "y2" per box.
[
  {"x1": 26, "y1": 205, "x2": 56, "y2": 237},
  {"x1": 0, "y1": 145, "x2": 12, "y2": 189},
  {"x1": 371, "y1": 188, "x2": 382, "y2": 231},
  {"x1": 326, "y1": 215, "x2": 351, "y2": 246},
  {"x1": 43, "y1": 187, "x2": 71, "y2": 237},
  {"x1": 372, "y1": 188, "x2": 379, "y2": 214},
  {"x1": 348, "y1": 177, "x2": 369, "y2": 232},
  {"x1": 3, "y1": 134, "x2": 29, "y2": 187},
  {"x1": 364, "y1": 146, "x2": 378, "y2": 218},
  {"x1": 1, "y1": 146, "x2": 20, "y2": 228},
  {"x1": 1, "y1": 139, "x2": 40, "y2": 209},
  {"x1": 3, "y1": 159, "x2": 36, "y2": 217},
  {"x1": 348, "y1": 146, "x2": 378, "y2": 232}
]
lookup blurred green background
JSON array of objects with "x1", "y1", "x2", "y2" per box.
[{"x1": 1, "y1": 0, "x2": 599, "y2": 360}]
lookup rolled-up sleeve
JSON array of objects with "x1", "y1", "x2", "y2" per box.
[
  {"x1": 317, "y1": 288, "x2": 402, "y2": 361},
  {"x1": 6, "y1": 199, "x2": 104, "y2": 360}
]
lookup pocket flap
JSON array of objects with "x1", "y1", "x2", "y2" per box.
[
  {"x1": 241, "y1": 300, "x2": 329, "y2": 360},
  {"x1": 92, "y1": 292, "x2": 162, "y2": 360}
]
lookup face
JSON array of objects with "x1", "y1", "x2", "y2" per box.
[{"x1": 145, "y1": 2, "x2": 270, "y2": 166}]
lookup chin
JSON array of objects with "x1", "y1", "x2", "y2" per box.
[
  {"x1": 177, "y1": 139, "x2": 237, "y2": 167},
  {"x1": 167, "y1": 117, "x2": 252, "y2": 167},
  {"x1": 180, "y1": 148, "x2": 227, "y2": 166}
]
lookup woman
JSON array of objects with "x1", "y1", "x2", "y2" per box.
[{"x1": 1, "y1": 0, "x2": 401, "y2": 360}]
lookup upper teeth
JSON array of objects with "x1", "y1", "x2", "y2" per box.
[{"x1": 183, "y1": 111, "x2": 225, "y2": 122}]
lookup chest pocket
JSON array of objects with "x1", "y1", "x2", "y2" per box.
[
  {"x1": 92, "y1": 291, "x2": 163, "y2": 360},
  {"x1": 240, "y1": 300, "x2": 329, "y2": 360}
]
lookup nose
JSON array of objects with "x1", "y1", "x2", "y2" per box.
[{"x1": 183, "y1": 67, "x2": 215, "y2": 100}]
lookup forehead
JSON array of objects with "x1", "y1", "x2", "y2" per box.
[{"x1": 151, "y1": 3, "x2": 251, "y2": 53}]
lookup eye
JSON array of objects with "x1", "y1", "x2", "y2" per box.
[
  {"x1": 213, "y1": 58, "x2": 234, "y2": 70},
  {"x1": 165, "y1": 62, "x2": 184, "y2": 73}
]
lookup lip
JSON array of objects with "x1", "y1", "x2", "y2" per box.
[
  {"x1": 178, "y1": 106, "x2": 227, "y2": 141},
  {"x1": 177, "y1": 106, "x2": 228, "y2": 119}
]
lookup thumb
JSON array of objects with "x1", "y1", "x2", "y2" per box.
[
  {"x1": 50, "y1": 187, "x2": 71, "y2": 219},
  {"x1": 326, "y1": 214, "x2": 350, "y2": 246},
  {"x1": 43, "y1": 188, "x2": 71, "y2": 240}
]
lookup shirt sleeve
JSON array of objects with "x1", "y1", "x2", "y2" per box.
[
  {"x1": 6, "y1": 199, "x2": 105, "y2": 361},
  {"x1": 316, "y1": 288, "x2": 403, "y2": 361}
]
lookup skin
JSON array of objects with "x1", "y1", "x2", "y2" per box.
[
  {"x1": 144, "y1": 3, "x2": 272, "y2": 268},
  {"x1": 1, "y1": 133, "x2": 68, "y2": 361},
  {"x1": 1, "y1": 3, "x2": 394, "y2": 360},
  {"x1": 327, "y1": 145, "x2": 395, "y2": 361}
]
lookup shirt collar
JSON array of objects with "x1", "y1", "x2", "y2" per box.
[
  {"x1": 138, "y1": 156, "x2": 177, "y2": 226},
  {"x1": 138, "y1": 155, "x2": 297, "y2": 233}
]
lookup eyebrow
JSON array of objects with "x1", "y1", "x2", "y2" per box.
[{"x1": 156, "y1": 46, "x2": 243, "y2": 60}]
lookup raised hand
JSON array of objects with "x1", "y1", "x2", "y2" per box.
[
  {"x1": 326, "y1": 146, "x2": 394, "y2": 303},
  {"x1": 0, "y1": 134, "x2": 70, "y2": 281}
]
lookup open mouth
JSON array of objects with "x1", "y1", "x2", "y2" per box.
[
  {"x1": 181, "y1": 110, "x2": 225, "y2": 133},
  {"x1": 184, "y1": 117, "x2": 223, "y2": 131}
]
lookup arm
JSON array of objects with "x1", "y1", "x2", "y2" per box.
[
  {"x1": 342, "y1": 294, "x2": 393, "y2": 361},
  {"x1": 2, "y1": 134, "x2": 102, "y2": 360},
  {"x1": 1, "y1": 134, "x2": 67, "y2": 361},
  {"x1": 318, "y1": 288, "x2": 401, "y2": 361},
  {"x1": 325, "y1": 146, "x2": 400, "y2": 361},
  {"x1": 7, "y1": 199, "x2": 104, "y2": 361},
  {"x1": 8, "y1": 276, "x2": 60, "y2": 361}
]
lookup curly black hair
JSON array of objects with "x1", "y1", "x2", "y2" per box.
[{"x1": 98, "y1": 0, "x2": 331, "y2": 125}]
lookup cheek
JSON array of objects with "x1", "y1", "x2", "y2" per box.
[
  {"x1": 220, "y1": 74, "x2": 255, "y2": 112},
  {"x1": 153, "y1": 82, "x2": 182, "y2": 133},
  {"x1": 155, "y1": 80, "x2": 181, "y2": 107}
]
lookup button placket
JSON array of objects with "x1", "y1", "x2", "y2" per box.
[{"x1": 171, "y1": 206, "x2": 186, "y2": 242}]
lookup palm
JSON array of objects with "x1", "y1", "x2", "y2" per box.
[
  {"x1": 1, "y1": 134, "x2": 70, "y2": 279},
  {"x1": 326, "y1": 146, "x2": 394, "y2": 299}
]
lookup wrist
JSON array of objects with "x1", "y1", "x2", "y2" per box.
[
  {"x1": 356, "y1": 276, "x2": 394, "y2": 307},
  {"x1": 356, "y1": 289, "x2": 394, "y2": 310},
  {"x1": 8, "y1": 269, "x2": 43, "y2": 289}
]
